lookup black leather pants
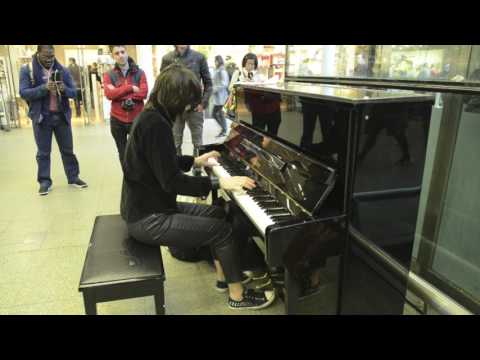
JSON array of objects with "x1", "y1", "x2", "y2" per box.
[{"x1": 127, "y1": 202, "x2": 243, "y2": 284}]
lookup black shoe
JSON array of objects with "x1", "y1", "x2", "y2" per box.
[
  {"x1": 228, "y1": 289, "x2": 276, "y2": 310},
  {"x1": 216, "y1": 272, "x2": 253, "y2": 293},
  {"x1": 69, "y1": 178, "x2": 88, "y2": 188},
  {"x1": 38, "y1": 183, "x2": 52, "y2": 196}
]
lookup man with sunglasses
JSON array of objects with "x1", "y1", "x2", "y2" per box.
[
  {"x1": 104, "y1": 45, "x2": 148, "y2": 167},
  {"x1": 19, "y1": 45, "x2": 88, "y2": 196}
]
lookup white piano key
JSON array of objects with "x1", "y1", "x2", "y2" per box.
[{"x1": 212, "y1": 164, "x2": 275, "y2": 236}]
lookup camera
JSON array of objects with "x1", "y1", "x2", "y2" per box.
[
  {"x1": 49, "y1": 70, "x2": 63, "y2": 83},
  {"x1": 121, "y1": 98, "x2": 135, "y2": 112}
]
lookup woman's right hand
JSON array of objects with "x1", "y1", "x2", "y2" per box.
[{"x1": 219, "y1": 176, "x2": 256, "y2": 191}]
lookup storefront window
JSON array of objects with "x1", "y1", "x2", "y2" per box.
[
  {"x1": 152, "y1": 45, "x2": 286, "y2": 81},
  {"x1": 287, "y1": 45, "x2": 476, "y2": 83}
]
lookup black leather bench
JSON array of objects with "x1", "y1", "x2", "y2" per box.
[{"x1": 78, "y1": 215, "x2": 165, "y2": 315}]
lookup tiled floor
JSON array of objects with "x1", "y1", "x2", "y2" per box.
[{"x1": 0, "y1": 116, "x2": 284, "y2": 315}]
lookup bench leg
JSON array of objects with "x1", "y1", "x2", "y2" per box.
[
  {"x1": 154, "y1": 285, "x2": 165, "y2": 315},
  {"x1": 83, "y1": 294, "x2": 98, "y2": 315}
]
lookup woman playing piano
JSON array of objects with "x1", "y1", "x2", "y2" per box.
[{"x1": 120, "y1": 63, "x2": 276, "y2": 311}]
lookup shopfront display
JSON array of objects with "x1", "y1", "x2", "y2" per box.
[{"x1": 286, "y1": 45, "x2": 480, "y2": 84}]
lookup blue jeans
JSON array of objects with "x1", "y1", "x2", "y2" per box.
[{"x1": 32, "y1": 113, "x2": 80, "y2": 186}]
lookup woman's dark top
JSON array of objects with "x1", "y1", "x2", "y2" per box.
[{"x1": 120, "y1": 105, "x2": 215, "y2": 223}]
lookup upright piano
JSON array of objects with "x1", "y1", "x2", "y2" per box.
[{"x1": 203, "y1": 81, "x2": 435, "y2": 314}]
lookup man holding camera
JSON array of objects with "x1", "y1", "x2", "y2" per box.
[
  {"x1": 19, "y1": 45, "x2": 88, "y2": 196},
  {"x1": 104, "y1": 45, "x2": 148, "y2": 167}
]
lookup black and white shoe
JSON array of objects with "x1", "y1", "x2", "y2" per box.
[
  {"x1": 216, "y1": 272, "x2": 253, "y2": 293},
  {"x1": 38, "y1": 184, "x2": 52, "y2": 196},
  {"x1": 228, "y1": 289, "x2": 276, "y2": 310},
  {"x1": 69, "y1": 178, "x2": 88, "y2": 188}
]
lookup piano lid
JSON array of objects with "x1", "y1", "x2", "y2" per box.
[
  {"x1": 236, "y1": 82, "x2": 435, "y2": 105},
  {"x1": 223, "y1": 122, "x2": 336, "y2": 216}
]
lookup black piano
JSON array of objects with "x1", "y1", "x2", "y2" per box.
[{"x1": 203, "y1": 81, "x2": 435, "y2": 314}]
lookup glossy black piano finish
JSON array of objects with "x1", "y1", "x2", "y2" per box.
[
  {"x1": 233, "y1": 82, "x2": 435, "y2": 314},
  {"x1": 222, "y1": 123, "x2": 337, "y2": 217}
]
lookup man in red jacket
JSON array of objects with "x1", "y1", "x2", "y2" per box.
[{"x1": 104, "y1": 45, "x2": 148, "y2": 166}]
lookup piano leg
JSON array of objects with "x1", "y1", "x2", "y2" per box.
[{"x1": 284, "y1": 269, "x2": 302, "y2": 315}]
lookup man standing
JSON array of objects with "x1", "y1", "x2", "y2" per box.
[
  {"x1": 19, "y1": 45, "x2": 88, "y2": 196},
  {"x1": 104, "y1": 45, "x2": 148, "y2": 167},
  {"x1": 160, "y1": 45, "x2": 212, "y2": 175},
  {"x1": 67, "y1": 57, "x2": 82, "y2": 117}
]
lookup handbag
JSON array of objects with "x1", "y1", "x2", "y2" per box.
[{"x1": 224, "y1": 87, "x2": 237, "y2": 118}]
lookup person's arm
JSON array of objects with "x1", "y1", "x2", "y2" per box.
[
  {"x1": 103, "y1": 72, "x2": 133, "y2": 100},
  {"x1": 199, "y1": 55, "x2": 213, "y2": 108},
  {"x1": 144, "y1": 119, "x2": 214, "y2": 197},
  {"x1": 19, "y1": 65, "x2": 49, "y2": 101},
  {"x1": 60, "y1": 69, "x2": 77, "y2": 99},
  {"x1": 131, "y1": 71, "x2": 148, "y2": 101},
  {"x1": 221, "y1": 69, "x2": 229, "y2": 90}
]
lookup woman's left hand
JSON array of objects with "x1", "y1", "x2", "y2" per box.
[{"x1": 194, "y1": 151, "x2": 221, "y2": 168}]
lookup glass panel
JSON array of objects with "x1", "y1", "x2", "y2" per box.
[
  {"x1": 412, "y1": 92, "x2": 480, "y2": 312},
  {"x1": 287, "y1": 45, "x2": 474, "y2": 83}
]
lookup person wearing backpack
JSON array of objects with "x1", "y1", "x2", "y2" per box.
[
  {"x1": 104, "y1": 45, "x2": 148, "y2": 167},
  {"x1": 19, "y1": 45, "x2": 88, "y2": 196},
  {"x1": 160, "y1": 45, "x2": 212, "y2": 177}
]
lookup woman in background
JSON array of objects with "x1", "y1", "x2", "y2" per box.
[{"x1": 212, "y1": 55, "x2": 229, "y2": 137}]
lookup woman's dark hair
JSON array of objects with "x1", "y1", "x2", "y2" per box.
[
  {"x1": 145, "y1": 64, "x2": 202, "y2": 119},
  {"x1": 215, "y1": 55, "x2": 224, "y2": 68},
  {"x1": 242, "y1": 53, "x2": 258, "y2": 69}
]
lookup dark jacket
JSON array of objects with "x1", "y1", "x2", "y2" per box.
[
  {"x1": 160, "y1": 47, "x2": 213, "y2": 108},
  {"x1": 120, "y1": 103, "x2": 217, "y2": 223},
  {"x1": 103, "y1": 57, "x2": 148, "y2": 123},
  {"x1": 68, "y1": 64, "x2": 82, "y2": 88},
  {"x1": 19, "y1": 55, "x2": 77, "y2": 124}
]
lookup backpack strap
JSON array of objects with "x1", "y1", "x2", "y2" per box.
[
  {"x1": 108, "y1": 68, "x2": 143, "y2": 86},
  {"x1": 133, "y1": 69, "x2": 143, "y2": 86},
  {"x1": 26, "y1": 62, "x2": 35, "y2": 86},
  {"x1": 108, "y1": 69, "x2": 118, "y2": 86}
]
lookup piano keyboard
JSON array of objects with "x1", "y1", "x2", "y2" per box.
[{"x1": 211, "y1": 157, "x2": 296, "y2": 236}]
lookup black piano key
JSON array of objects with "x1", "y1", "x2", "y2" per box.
[
  {"x1": 270, "y1": 215, "x2": 295, "y2": 222},
  {"x1": 265, "y1": 209, "x2": 290, "y2": 215}
]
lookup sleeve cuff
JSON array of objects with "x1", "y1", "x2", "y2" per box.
[
  {"x1": 178, "y1": 155, "x2": 195, "y2": 172},
  {"x1": 209, "y1": 175, "x2": 220, "y2": 191}
]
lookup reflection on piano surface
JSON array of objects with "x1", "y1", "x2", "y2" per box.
[
  {"x1": 204, "y1": 120, "x2": 344, "y2": 314},
  {"x1": 204, "y1": 82, "x2": 434, "y2": 314}
]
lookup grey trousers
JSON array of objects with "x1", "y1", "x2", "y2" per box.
[{"x1": 173, "y1": 110, "x2": 204, "y2": 156}]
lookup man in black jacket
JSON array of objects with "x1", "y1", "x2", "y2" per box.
[{"x1": 160, "y1": 46, "x2": 213, "y2": 176}]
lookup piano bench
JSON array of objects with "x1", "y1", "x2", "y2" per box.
[{"x1": 78, "y1": 215, "x2": 166, "y2": 315}]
